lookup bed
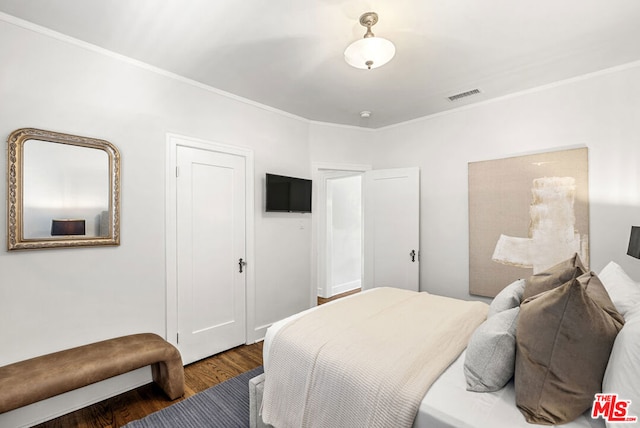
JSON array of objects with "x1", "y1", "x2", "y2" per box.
[{"x1": 258, "y1": 258, "x2": 640, "y2": 428}]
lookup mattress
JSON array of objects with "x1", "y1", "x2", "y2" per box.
[
  {"x1": 414, "y1": 351, "x2": 604, "y2": 428},
  {"x1": 263, "y1": 291, "x2": 606, "y2": 428}
]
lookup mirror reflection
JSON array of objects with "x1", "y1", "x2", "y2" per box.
[
  {"x1": 7, "y1": 128, "x2": 120, "y2": 250},
  {"x1": 23, "y1": 140, "x2": 110, "y2": 239}
]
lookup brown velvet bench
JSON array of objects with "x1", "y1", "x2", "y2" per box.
[{"x1": 0, "y1": 333, "x2": 184, "y2": 414}]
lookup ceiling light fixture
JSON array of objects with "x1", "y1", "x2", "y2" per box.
[{"x1": 344, "y1": 12, "x2": 395, "y2": 70}]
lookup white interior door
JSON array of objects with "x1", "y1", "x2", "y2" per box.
[
  {"x1": 176, "y1": 145, "x2": 246, "y2": 364},
  {"x1": 363, "y1": 167, "x2": 420, "y2": 291}
]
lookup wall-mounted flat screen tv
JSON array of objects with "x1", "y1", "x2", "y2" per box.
[{"x1": 266, "y1": 173, "x2": 312, "y2": 213}]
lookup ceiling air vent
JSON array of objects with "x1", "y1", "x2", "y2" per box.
[{"x1": 447, "y1": 89, "x2": 481, "y2": 102}]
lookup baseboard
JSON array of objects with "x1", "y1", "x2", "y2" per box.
[
  {"x1": 0, "y1": 367, "x2": 151, "y2": 428},
  {"x1": 331, "y1": 279, "x2": 361, "y2": 297},
  {"x1": 252, "y1": 323, "x2": 272, "y2": 343}
]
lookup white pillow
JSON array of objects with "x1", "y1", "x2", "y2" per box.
[
  {"x1": 598, "y1": 261, "x2": 640, "y2": 319},
  {"x1": 602, "y1": 305, "x2": 640, "y2": 427},
  {"x1": 464, "y1": 306, "x2": 519, "y2": 392},
  {"x1": 487, "y1": 278, "x2": 525, "y2": 318}
]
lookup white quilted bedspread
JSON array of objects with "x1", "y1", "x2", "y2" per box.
[{"x1": 261, "y1": 287, "x2": 488, "y2": 428}]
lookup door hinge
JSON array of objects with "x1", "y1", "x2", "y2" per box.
[
  {"x1": 176, "y1": 166, "x2": 180, "y2": 177},
  {"x1": 176, "y1": 332, "x2": 179, "y2": 344}
]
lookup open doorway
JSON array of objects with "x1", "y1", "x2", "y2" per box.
[
  {"x1": 311, "y1": 163, "x2": 371, "y2": 305},
  {"x1": 311, "y1": 165, "x2": 421, "y2": 306},
  {"x1": 324, "y1": 174, "x2": 362, "y2": 298}
]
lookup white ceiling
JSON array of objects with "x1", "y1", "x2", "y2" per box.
[{"x1": 2, "y1": 0, "x2": 640, "y2": 128}]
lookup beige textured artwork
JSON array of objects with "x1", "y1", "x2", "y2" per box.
[{"x1": 468, "y1": 148, "x2": 589, "y2": 297}]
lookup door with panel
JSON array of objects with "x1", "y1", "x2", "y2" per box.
[
  {"x1": 363, "y1": 167, "x2": 420, "y2": 291},
  {"x1": 176, "y1": 145, "x2": 246, "y2": 364}
]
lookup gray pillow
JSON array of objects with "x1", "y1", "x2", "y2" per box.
[
  {"x1": 488, "y1": 279, "x2": 525, "y2": 317},
  {"x1": 464, "y1": 306, "x2": 519, "y2": 392}
]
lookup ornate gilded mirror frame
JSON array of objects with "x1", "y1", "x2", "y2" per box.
[{"x1": 7, "y1": 128, "x2": 121, "y2": 250}]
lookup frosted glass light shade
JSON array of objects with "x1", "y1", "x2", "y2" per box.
[{"x1": 344, "y1": 37, "x2": 396, "y2": 70}]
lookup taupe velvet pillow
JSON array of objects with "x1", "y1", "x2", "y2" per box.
[
  {"x1": 515, "y1": 272, "x2": 624, "y2": 425},
  {"x1": 521, "y1": 253, "x2": 586, "y2": 301}
]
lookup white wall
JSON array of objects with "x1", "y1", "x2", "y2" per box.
[
  {"x1": 308, "y1": 122, "x2": 374, "y2": 166},
  {"x1": 371, "y1": 62, "x2": 640, "y2": 300},
  {"x1": 0, "y1": 17, "x2": 312, "y2": 426}
]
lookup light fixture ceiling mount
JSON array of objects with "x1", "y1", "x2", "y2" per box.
[
  {"x1": 359, "y1": 11, "x2": 379, "y2": 35},
  {"x1": 344, "y1": 12, "x2": 396, "y2": 70}
]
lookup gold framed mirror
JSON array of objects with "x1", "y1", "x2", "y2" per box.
[{"x1": 7, "y1": 128, "x2": 120, "y2": 250}]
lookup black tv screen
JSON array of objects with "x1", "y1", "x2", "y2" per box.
[{"x1": 266, "y1": 173, "x2": 312, "y2": 213}]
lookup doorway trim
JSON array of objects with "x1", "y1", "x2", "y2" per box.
[
  {"x1": 311, "y1": 162, "x2": 371, "y2": 307},
  {"x1": 166, "y1": 133, "x2": 256, "y2": 347}
]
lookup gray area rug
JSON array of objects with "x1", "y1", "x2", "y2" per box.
[{"x1": 125, "y1": 366, "x2": 264, "y2": 428}]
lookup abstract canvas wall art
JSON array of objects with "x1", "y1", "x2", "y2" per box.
[{"x1": 468, "y1": 147, "x2": 589, "y2": 297}]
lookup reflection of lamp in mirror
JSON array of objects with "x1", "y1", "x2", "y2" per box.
[
  {"x1": 628, "y1": 226, "x2": 640, "y2": 259},
  {"x1": 51, "y1": 219, "x2": 86, "y2": 236}
]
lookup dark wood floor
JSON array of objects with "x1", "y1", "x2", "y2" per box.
[
  {"x1": 34, "y1": 342, "x2": 264, "y2": 428},
  {"x1": 317, "y1": 287, "x2": 360, "y2": 305},
  {"x1": 35, "y1": 289, "x2": 359, "y2": 428}
]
